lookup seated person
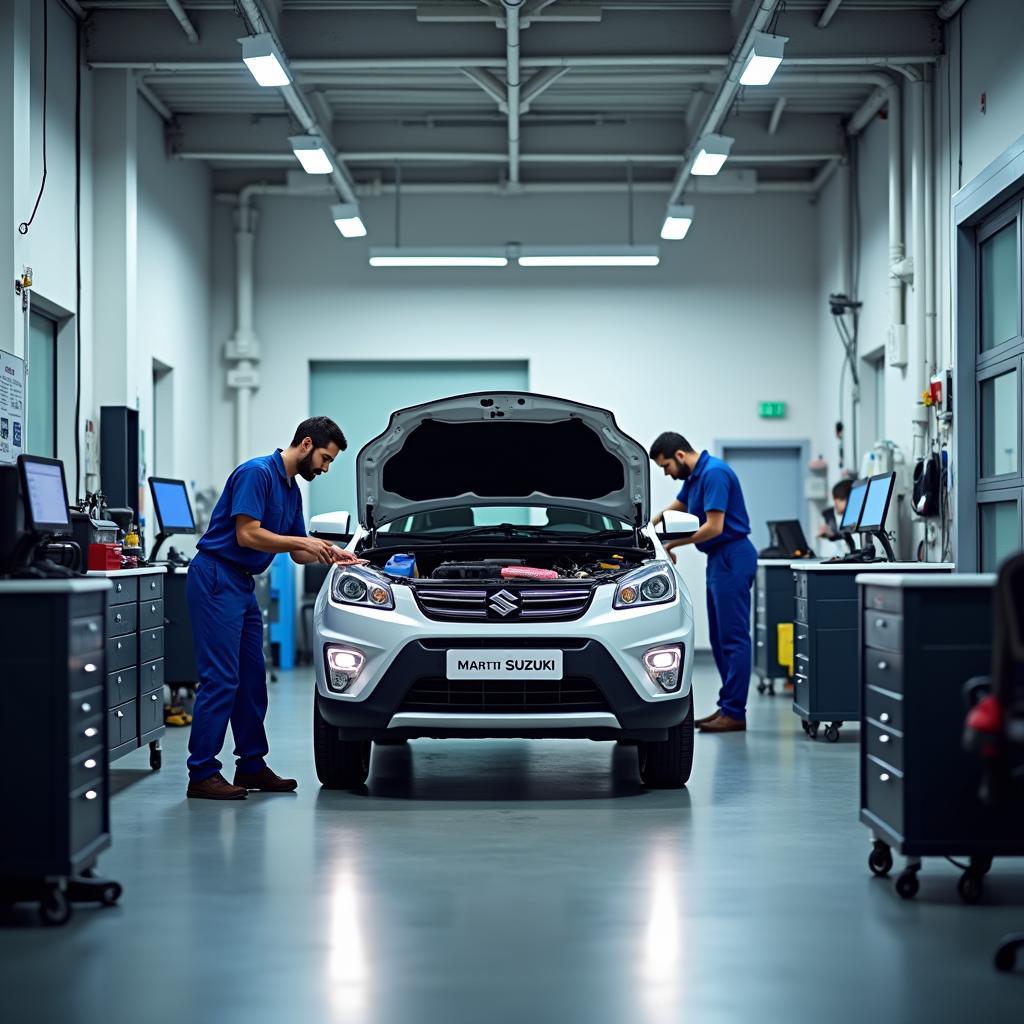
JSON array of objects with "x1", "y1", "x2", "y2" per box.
[{"x1": 817, "y1": 478, "x2": 853, "y2": 539}]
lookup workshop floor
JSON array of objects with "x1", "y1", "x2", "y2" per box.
[{"x1": 1, "y1": 659, "x2": 1022, "y2": 1023}]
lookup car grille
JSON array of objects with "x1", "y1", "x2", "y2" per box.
[
  {"x1": 400, "y1": 677, "x2": 609, "y2": 714},
  {"x1": 413, "y1": 583, "x2": 594, "y2": 622}
]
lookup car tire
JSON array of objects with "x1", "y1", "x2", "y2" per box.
[
  {"x1": 314, "y1": 699, "x2": 372, "y2": 789},
  {"x1": 637, "y1": 698, "x2": 694, "y2": 789}
]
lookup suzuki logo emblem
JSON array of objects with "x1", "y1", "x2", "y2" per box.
[{"x1": 488, "y1": 589, "x2": 520, "y2": 617}]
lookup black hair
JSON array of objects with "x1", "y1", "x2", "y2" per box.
[
  {"x1": 649, "y1": 431, "x2": 695, "y2": 461},
  {"x1": 291, "y1": 415, "x2": 347, "y2": 452},
  {"x1": 832, "y1": 478, "x2": 853, "y2": 501}
]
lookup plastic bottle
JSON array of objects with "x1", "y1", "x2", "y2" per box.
[{"x1": 384, "y1": 553, "x2": 416, "y2": 578}]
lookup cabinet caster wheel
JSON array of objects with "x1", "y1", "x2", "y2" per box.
[
  {"x1": 757, "y1": 682, "x2": 766, "y2": 695},
  {"x1": 824, "y1": 724, "x2": 841, "y2": 743},
  {"x1": 99, "y1": 882, "x2": 122, "y2": 907},
  {"x1": 995, "y1": 941, "x2": 1020, "y2": 973},
  {"x1": 895, "y1": 870, "x2": 920, "y2": 900},
  {"x1": 958, "y1": 871, "x2": 984, "y2": 904},
  {"x1": 800, "y1": 720, "x2": 809, "y2": 734},
  {"x1": 39, "y1": 889, "x2": 70, "y2": 926},
  {"x1": 767, "y1": 683, "x2": 776, "y2": 696},
  {"x1": 807, "y1": 722, "x2": 820, "y2": 740},
  {"x1": 150, "y1": 748, "x2": 162, "y2": 771},
  {"x1": 868, "y1": 843, "x2": 893, "y2": 877}
]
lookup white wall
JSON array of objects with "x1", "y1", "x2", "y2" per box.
[{"x1": 210, "y1": 190, "x2": 824, "y2": 647}]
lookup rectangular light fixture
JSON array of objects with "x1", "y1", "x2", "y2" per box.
[
  {"x1": 239, "y1": 33, "x2": 291, "y2": 87},
  {"x1": 369, "y1": 247, "x2": 508, "y2": 267},
  {"x1": 660, "y1": 205, "x2": 695, "y2": 241},
  {"x1": 691, "y1": 134, "x2": 734, "y2": 176},
  {"x1": 331, "y1": 203, "x2": 367, "y2": 238},
  {"x1": 739, "y1": 32, "x2": 787, "y2": 86},
  {"x1": 290, "y1": 135, "x2": 333, "y2": 175},
  {"x1": 517, "y1": 246, "x2": 660, "y2": 267}
]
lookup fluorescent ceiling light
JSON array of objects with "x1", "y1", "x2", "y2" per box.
[
  {"x1": 369, "y1": 247, "x2": 508, "y2": 267},
  {"x1": 239, "y1": 33, "x2": 291, "y2": 87},
  {"x1": 691, "y1": 134, "x2": 734, "y2": 176},
  {"x1": 740, "y1": 33, "x2": 787, "y2": 86},
  {"x1": 660, "y1": 204, "x2": 695, "y2": 241},
  {"x1": 331, "y1": 203, "x2": 367, "y2": 238},
  {"x1": 290, "y1": 135, "x2": 333, "y2": 175},
  {"x1": 517, "y1": 246, "x2": 660, "y2": 267}
]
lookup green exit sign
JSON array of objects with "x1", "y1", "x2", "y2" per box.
[{"x1": 759, "y1": 401, "x2": 787, "y2": 419}]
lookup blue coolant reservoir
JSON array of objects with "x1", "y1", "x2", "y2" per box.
[{"x1": 383, "y1": 552, "x2": 417, "y2": 578}]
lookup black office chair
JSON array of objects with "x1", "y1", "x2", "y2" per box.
[
  {"x1": 962, "y1": 551, "x2": 1024, "y2": 972},
  {"x1": 299, "y1": 563, "x2": 331, "y2": 665}
]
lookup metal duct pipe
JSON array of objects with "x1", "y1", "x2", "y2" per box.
[
  {"x1": 503, "y1": 1, "x2": 523, "y2": 184},
  {"x1": 817, "y1": 0, "x2": 844, "y2": 28},
  {"x1": 910, "y1": 77, "x2": 928, "y2": 459},
  {"x1": 924, "y1": 70, "x2": 937, "y2": 386},
  {"x1": 165, "y1": 0, "x2": 198, "y2": 43}
]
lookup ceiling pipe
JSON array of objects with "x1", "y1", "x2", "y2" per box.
[
  {"x1": 817, "y1": 0, "x2": 843, "y2": 28},
  {"x1": 165, "y1": 0, "x2": 199, "y2": 43},
  {"x1": 910, "y1": 75, "x2": 929, "y2": 461},
  {"x1": 666, "y1": 0, "x2": 780, "y2": 207},
  {"x1": 503, "y1": 0, "x2": 523, "y2": 184},
  {"x1": 768, "y1": 96, "x2": 786, "y2": 135}
]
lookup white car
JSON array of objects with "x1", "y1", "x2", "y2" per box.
[{"x1": 311, "y1": 392, "x2": 698, "y2": 789}]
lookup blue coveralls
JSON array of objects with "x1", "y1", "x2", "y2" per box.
[
  {"x1": 679, "y1": 451, "x2": 758, "y2": 722},
  {"x1": 186, "y1": 450, "x2": 306, "y2": 782}
]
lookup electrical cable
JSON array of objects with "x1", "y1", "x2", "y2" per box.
[{"x1": 18, "y1": 0, "x2": 49, "y2": 235}]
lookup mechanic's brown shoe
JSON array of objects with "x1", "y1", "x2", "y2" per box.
[
  {"x1": 699, "y1": 714, "x2": 746, "y2": 733},
  {"x1": 233, "y1": 766, "x2": 298, "y2": 792},
  {"x1": 187, "y1": 773, "x2": 247, "y2": 800},
  {"x1": 695, "y1": 710, "x2": 721, "y2": 727}
]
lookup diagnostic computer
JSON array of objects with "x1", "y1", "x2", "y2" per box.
[
  {"x1": 0, "y1": 455, "x2": 74, "y2": 576},
  {"x1": 148, "y1": 477, "x2": 198, "y2": 563},
  {"x1": 857, "y1": 472, "x2": 897, "y2": 562}
]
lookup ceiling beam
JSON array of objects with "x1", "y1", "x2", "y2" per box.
[
  {"x1": 817, "y1": 0, "x2": 843, "y2": 29},
  {"x1": 165, "y1": 0, "x2": 198, "y2": 43},
  {"x1": 459, "y1": 66, "x2": 508, "y2": 110},
  {"x1": 768, "y1": 96, "x2": 786, "y2": 135}
]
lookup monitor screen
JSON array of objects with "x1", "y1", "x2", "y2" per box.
[
  {"x1": 19, "y1": 456, "x2": 70, "y2": 532},
  {"x1": 859, "y1": 472, "x2": 896, "y2": 532},
  {"x1": 149, "y1": 478, "x2": 197, "y2": 534},
  {"x1": 840, "y1": 480, "x2": 868, "y2": 532},
  {"x1": 772, "y1": 519, "x2": 811, "y2": 555}
]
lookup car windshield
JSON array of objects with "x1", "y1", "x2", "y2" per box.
[{"x1": 378, "y1": 505, "x2": 631, "y2": 536}]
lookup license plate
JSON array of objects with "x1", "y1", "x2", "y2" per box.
[{"x1": 446, "y1": 649, "x2": 564, "y2": 680}]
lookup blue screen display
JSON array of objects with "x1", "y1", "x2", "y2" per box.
[
  {"x1": 840, "y1": 480, "x2": 868, "y2": 531},
  {"x1": 859, "y1": 474, "x2": 895, "y2": 531},
  {"x1": 23, "y1": 459, "x2": 69, "y2": 528},
  {"x1": 152, "y1": 480, "x2": 195, "y2": 532}
]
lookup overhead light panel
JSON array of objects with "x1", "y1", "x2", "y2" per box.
[
  {"x1": 290, "y1": 135, "x2": 333, "y2": 175},
  {"x1": 691, "y1": 134, "x2": 734, "y2": 176},
  {"x1": 739, "y1": 33, "x2": 787, "y2": 86},
  {"x1": 660, "y1": 205, "x2": 695, "y2": 241},
  {"x1": 239, "y1": 33, "x2": 291, "y2": 87},
  {"x1": 331, "y1": 203, "x2": 367, "y2": 238},
  {"x1": 517, "y1": 246, "x2": 660, "y2": 267},
  {"x1": 369, "y1": 247, "x2": 508, "y2": 267}
]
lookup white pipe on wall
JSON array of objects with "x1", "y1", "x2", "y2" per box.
[
  {"x1": 503, "y1": 1, "x2": 522, "y2": 184},
  {"x1": 910, "y1": 78, "x2": 929, "y2": 459},
  {"x1": 924, "y1": 70, "x2": 937, "y2": 386}
]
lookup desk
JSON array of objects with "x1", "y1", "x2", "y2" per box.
[
  {"x1": 86, "y1": 567, "x2": 166, "y2": 770},
  {"x1": 0, "y1": 578, "x2": 123, "y2": 924},
  {"x1": 792, "y1": 562, "x2": 953, "y2": 741}
]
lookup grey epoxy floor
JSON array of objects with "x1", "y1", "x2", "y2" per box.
[{"x1": 2, "y1": 661, "x2": 1023, "y2": 1024}]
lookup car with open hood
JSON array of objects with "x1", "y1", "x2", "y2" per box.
[{"x1": 311, "y1": 392, "x2": 699, "y2": 789}]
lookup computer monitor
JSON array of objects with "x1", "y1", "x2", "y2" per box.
[
  {"x1": 768, "y1": 519, "x2": 812, "y2": 557},
  {"x1": 18, "y1": 455, "x2": 71, "y2": 535},
  {"x1": 149, "y1": 477, "x2": 197, "y2": 535},
  {"x1": 839, "y1": 479, "x2": 868, "y2": 533},
  {"x1": 859, "y1": 472, "x2": 896, "y2": 533}
]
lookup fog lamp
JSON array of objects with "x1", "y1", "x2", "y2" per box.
[
  {"x1": 643, "y1": 645, "x2": 683, "y2": 692},
  {"x1": 325, "y1": 645, "x2": 366, "y2": 692}
]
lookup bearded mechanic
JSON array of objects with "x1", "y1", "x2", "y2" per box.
[{"x1": 185, "y1": 417, "x2": 362, "y2": 800}]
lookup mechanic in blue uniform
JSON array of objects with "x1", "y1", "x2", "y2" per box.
[
  {"x1": 650, "y1": 432, "x2": 757, "y2": 734},
  {"x1": 186, "y1": 416, "x2": 361, "y2": 800}
]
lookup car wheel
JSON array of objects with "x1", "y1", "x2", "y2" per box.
[
  {"x1": 313, "y1": 699, "x2": 372, "y2": 789},
  {"x1": 637, "y1": 698, "x2": 694, "y2": 789}
]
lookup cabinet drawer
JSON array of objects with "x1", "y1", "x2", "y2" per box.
[
  {"x1": 863, "y1": 586, "x2": 903, "y2": 615},
  {"x1": 794, "y1": 669, "x2": 810, "y2": 709},
  {"x1": 864, "y1": 648, "x2": 903, "y2": 693},
  {"x1": 141, "y1": 658, "x2": 164, "y2": 694},
  {"x1": 109, "y1": 576, "x2": 138, "y2": 606},
  {"x1": 70, "y1": 687, "x2": 103, "y2": 729},
  {"x1": 140, "y1": 598, "x2": 164, "y2": 629},
  {"x1": 139, "y1": 688, "x2": 163, "y2": 735},
  {"x1": 140, "y1": 573, "x2": 164, "y2": 599},
  {"x1": 865, "y1": 754, "x2": 904, "y2": 831},
  {"x1": 140, "y1": 626, "x2": 164, "y2": 664},
  {"x1": 107, "y1": 602, "x2": 138, "y2": 638},
  {"x1": 794, "y1": 598, "x2": 808, "y2": 624},
  {"x1": 794, "y1": 573, "x2": 808, "y2": 599},
  {"x1": 109, "y1": 701, "x2": 138, "y2": 747},
  {"x1": 71, "y1": 715, "x2": 104, "y2": 757},
  {"x1": 70, "y1": 747, "x2": 104, "y2": 793},
  {"x1": 70, "y1": 653, "x2": 104, "y2": 695},
  {"x1": 71, "y1": 616, "x2": 104, "y2": 656},
  {"x1": 865, "y1": 610, "x2": 901, "y2": 652},
  {"x1": 864, "y1": 685, "x2": 903, "y2": 731},
  {"x1": 865, "y1": 720, "x2": 903, "y2": 769},
  {"x1": 106, "y1": 666, "x2": 137, "y2": 708},
  {"x1": 107, "y1": 633, "x2": 136, "y2": 673},
  {"x1": 70, "y1": 781, "x2": 105, "y2": 854}
]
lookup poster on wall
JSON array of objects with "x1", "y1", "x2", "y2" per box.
[{"x1": 0, "y1": 350, "x2": 26, "y2": 466}]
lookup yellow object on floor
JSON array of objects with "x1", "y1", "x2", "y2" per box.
[
  {"x1": 164, "y1": 704, "x2": 192, "y2": 727},
  {"x1": 777, "y1": 622, "x2": 795, "y2": 677}
]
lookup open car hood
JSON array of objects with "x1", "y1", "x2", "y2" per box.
[{"x1": 356, "y1": 392, "x2": 651, "y2": 530}]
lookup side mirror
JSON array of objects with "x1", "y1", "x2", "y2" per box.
[
  {"x1": 309, "y1": 511, "x2": 354, "y2": 543},
  {"x1": 657, "y1": 510, "x2": 700, "y2": 539}
]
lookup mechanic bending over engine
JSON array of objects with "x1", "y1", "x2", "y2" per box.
[
  {"x1": 650, "y1": 432, "x2": 757, "y2": 734},
  {"x1": 185, "y1": 416, "x2": 363, "y2": 801}
]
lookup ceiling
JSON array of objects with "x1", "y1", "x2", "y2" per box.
[{"x1": 79, "y1": 0, "x2": 947, "y2": 200}]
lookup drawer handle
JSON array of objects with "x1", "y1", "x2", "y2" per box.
[
  {"x1": 879, "y1": 773, "x2": 891, "y2": 784},
  {"x1": 879, "y1": 734, "x2": 890, "y2": 744},
  {"x1": 84, "y1": 758, "x2": 97, "y2": 770},
  {"x1": 116, "y1": 710, "x2": 124, "y2": 719},
  {"x1": 150, "y1": 581, "x2": 157, "y2": 590},
  {"x1": 150, "y1": 694, "x2": 159, "y2": 702},
  {"x1": 84, "y1": 727, "x2": 98, "y2": 738},
  {"x1": 878, "y1": 661, "x2": 889, "y2": 671},
  {"x1": 85, "y1": 790, "x2": 98, "y2": 801},
  {"x1": 88, "y1": 622, "x2": 99, "y2": 633},
  {"x1": 756, "y1": 641, "x2": 765, "y2": 648},
  {"x1": 117, "y1": 675, "x2": 123, "y2": 684},
  {"x1": 880, "y1": 712, "x2": 891, "y2": 724},
  {"x1": 797, "y1": 634, "x2": 807, "y2": 640},
  {"x1": 81, "y1": 702, "x2": 92, "y2": 713},
  {"x1": 151, "y1": 604, "x2": 157, "y2": 613},
  {"x1": 116, "y1": 583, "x2": 123, "y2": 593},
  {"x1": 117, "y1": 642, "x2": 123, "y2": 651},
  {"x1": 84, "y1": 663, "x2": 97, "y2": 674},
  {"x1": 115, "y1": 613, "x2": 123, "y2": 624},
  {"x1": 151, "y1": 665, "x2": 157, "y2": 674},
  {"x1": 875, "y1": 618, "x2": 887, "y2": 629}
]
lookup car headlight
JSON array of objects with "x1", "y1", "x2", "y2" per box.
[
  {"x1": 330, "y1": 565, "x2": 394, "y2": 610},
  {"x1": 613, "y1": 561, "x2": 677, "y2": 609}
]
